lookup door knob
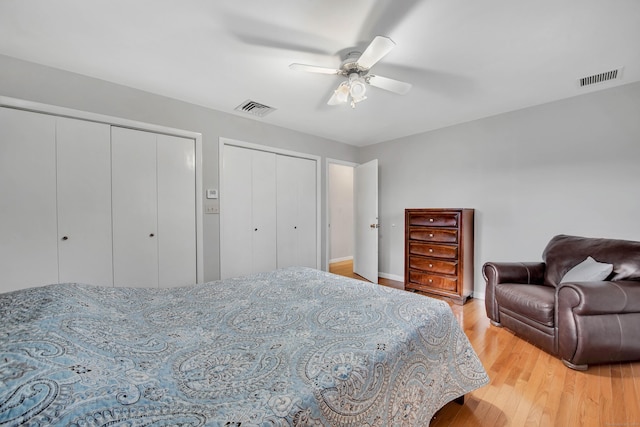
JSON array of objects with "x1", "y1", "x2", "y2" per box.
[
  {"x1": 370, "y1": 223, "x2": 380, "y2": 229},
  {"x1": 149, "y1": 233, "x2": 155, "y2": 237},
  {"x1": 61, "y1": 236, "x2": 69, "y2": 241}
]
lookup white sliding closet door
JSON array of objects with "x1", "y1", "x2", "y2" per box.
[
  {"x1": 157, "y1": 134, "x2": 196, "y2": 287},
  {"x1": 0, "y1": 100, "x2": 201, "y2": 292},
  {"x1": 56, "y1": 118, "x2": 113, "y2": 286},
  {"x1": 221, "y1": 145, "x2": 253, "y2": 279},
  {"x1": 111, "y1": 127, "x2": 159, "y2": 287},
  {"x1": 221, "y1": 142, "x2": 318, "y2": 279},
  {"x1": 0, "y1": 108, "x2": 58, "y2": 292},
  {"x1": 296, "y1": 157, "x2": 318, "y2": 268},
  {"x1": 251, "y1": 149, "x2": 278, "y2": 273},
  {"x1": 221, "y1": 145, "x2": 277, "y2": 279},
  {"x1": 276, "y1": 155, "x2": 317, "y2": 268}
]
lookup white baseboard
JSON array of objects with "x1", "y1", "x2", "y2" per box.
[
  {"x1": 472, "y1": 290, "x2": 485, "y2": 301},
  {"x1": 378, "y1": 272, "x2": 404, "y2": 283},
  {"x1": 329, "y1": 256, "x2": 353, "y2": 264}
]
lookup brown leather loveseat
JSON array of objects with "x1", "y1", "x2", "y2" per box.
[{"x1": 484, "y1": 234, "x2": 640, "y2": 370}]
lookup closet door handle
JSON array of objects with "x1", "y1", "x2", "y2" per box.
[
  {"x1": 149, "y1": 233, "x2": 155, "y2": 237},
  {"x1": 61, "y1": 236, "x2": 69, "y2": 241}
]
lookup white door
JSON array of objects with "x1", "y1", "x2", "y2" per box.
[
  {"x1": 250, "y1": 149, "x2": 277, "y2": 274},
  {"x1": 221, "y1": 145, "x2": 254, "y2": 279},
  {"x1": 0, "y1": 108, "x2": 58, "y2": 292},
  {"x1": 353, "y1": 159, "x2": 379, "y2": 283},
  {"x1": 276, "y1": 155, "x2": 317, "y2": 269},
  {"x1": 111, "y1": 127, "x2": 159, "y2": 287},
  {"x1": 56, "y1": 117, "x2": 113, "y2": 286},
  {"x1": 157, "y1": 134, "x2": 197, "y2": 287},
  {"x1": 296, "y1": 157, "x2": 317, "y2": 268},
  {"x1": 220, "y1": 145, "x2": 277, "y2": 278}
]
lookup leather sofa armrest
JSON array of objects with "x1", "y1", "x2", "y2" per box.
[
  {"x1": 557, "y1": 280, "x2": 640, "y2": 368},
  {"x1": 483, "y1": 262, "x2": 546, "y2": 324},
  {"x1": 557, "y1": 280, "x2": 640, "y2": 315}
]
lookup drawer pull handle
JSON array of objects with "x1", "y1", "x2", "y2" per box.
[
  {"x1": 429, "y1": 248, "x2": 434, "y2": 253},
  {"x1": 429, "y1": 264, "x2": 433, "y2": 268},
  {"x1": 429, "y1": 233, "x2": 434, "y2": 237},
  {"x1": 428, "y1": 279, "x2": 433, "y2": 283},
  {"x1": 429, "y1": 218, "x2": 434, "y2": 222}
]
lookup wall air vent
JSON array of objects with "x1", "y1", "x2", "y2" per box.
[
  {"x1": 578, "y1": 68, "x2": 622, "y2": 87},
  {"x1": 234, "y1": 100, "x2": 276, "y2": 117}
]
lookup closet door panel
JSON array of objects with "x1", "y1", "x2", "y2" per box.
[
  {"x1": 111, "y1": 127, "x2": 159, "y2": 288},
  {"x1": 251, "y1": 150, "x2": 277, "y2": 274},
  {"x1": 276, "y1": 155, "x2": 317, "y2": 269},
  {"x1": 296, "y1": 157, "x2": 318, "y2": 268},
  {"x1": 157, "y1": 134, "x2": 196, "y2": 287},
  {"x1": 56, "y1": 118, "x2": 113, "y2": 286},
  {"x1": 220, "y1": 145, "x2": 253, "y2": 279},
  {"x1": 276, "y1": 155, "x2": 298, "y2": 268},
  {"x1": 0, "y1": 108, "x2": 58, "y2": 292}
]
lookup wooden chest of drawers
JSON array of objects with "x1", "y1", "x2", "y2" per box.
[{"x1": 404, "y1": 208, "x2": 474, "y2": 304}]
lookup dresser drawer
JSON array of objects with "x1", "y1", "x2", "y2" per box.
[
  {"x1": 409, "y1": 242, "x2": 458, "y2": 259},
  {"x1": 409, "y1": 228, "x2": 458, "y2": 243},
  {"x1": 409, "y1": 257, "x2": 458, "y2": 275},
  {"x1": 408, "y1": 271, "x2": 457, "y2": 292},
  {"x1": 408, "y1": 213, "x2": 459, "y2": 227}
]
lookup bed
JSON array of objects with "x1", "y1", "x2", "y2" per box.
[{"x1": 0, "y1": 267, "x2": 488, "y2": 426}]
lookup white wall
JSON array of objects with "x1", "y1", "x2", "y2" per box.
[
  {"x1": 328, "y1": 163, "x2": 354, "y2": 262},
  {"x1": 359, "y1": 81, "x2": 640, "y2": 299},
  {"x1": 0, "y1": 54, "x2": 359, "y2": 282},
  {"x1": 3, "y1": 53, "x2": 639, "y2": 294}
]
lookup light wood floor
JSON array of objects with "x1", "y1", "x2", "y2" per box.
[{"x1": 329, "y1": 260, "x2": 640, "y2": 427}]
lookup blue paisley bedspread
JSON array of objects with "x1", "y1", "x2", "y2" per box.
[{"x1": 0, "y1": 267, "x2": 488, "y2": 426}]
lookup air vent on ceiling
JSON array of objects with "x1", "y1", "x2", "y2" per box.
[
  {"x1": 578, "y1": 68, "x2": 622, "y2": 87},
  {"x1": 234, "y1": 100, "x2": 276, "y2": 117}
]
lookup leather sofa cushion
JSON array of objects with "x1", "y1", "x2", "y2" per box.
[
  {"x1": 495, "y1": 284, "x2": 555, "y2": 327},
  {"x1": 542, "y1": 234, "x2": 640, "y2": 287}
]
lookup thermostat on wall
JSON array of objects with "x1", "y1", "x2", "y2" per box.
[{"x1": 206, "y1": 189, "x2": 218, "y2": 199}]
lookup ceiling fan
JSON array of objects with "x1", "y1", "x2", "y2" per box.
[{"x1": 289, "y1": 36, "x2": 412, "y2": 108}]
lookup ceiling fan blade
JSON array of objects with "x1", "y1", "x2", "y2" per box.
[
  {"x1": 356, "y1": 36, "x2": 396, "y2": 70},
  {"x1": 357, "y1": 1, "x2": 422, "y2": 44},
  {"x1": 367, "y1": 75, "x2": 412, "y2": 95},
  {"x1": 289, "y1": 63, "x2": 341, "y2": 75}
]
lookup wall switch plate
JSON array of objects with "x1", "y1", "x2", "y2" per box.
[
  {"x1": 204, "y1": 204, "x2": 219, "y2": 214},
  {"x1": 206, "y1": 189, "x2": 218, "y2": 199}
]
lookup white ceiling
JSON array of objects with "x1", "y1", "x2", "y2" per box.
[{"x1": 1, "y1": 0, "x2": 639, "y2": 146}]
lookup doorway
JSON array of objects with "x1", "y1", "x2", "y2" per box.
[
  {"x1": 326, "y1": 158, "x2": 379, "y2": 284},
  {"x1": 327, "y1": 161, "x2": 355, "y2": 275}
]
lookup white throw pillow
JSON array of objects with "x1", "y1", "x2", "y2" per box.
[{"x1": 560, "y1": 256, "x2": 613, "y2": 283}]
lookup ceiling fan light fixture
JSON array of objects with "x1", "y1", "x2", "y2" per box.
[
  {"x1": 348, "y1": 74, "x2": 367, "y2": 101},
  {"x1": 334, "y1": 82, "x2": 350, "y2": 103},
  {"x1": 349, "y1": 95, "x2": 366, "y2": 109},
  {"x1": 290, "y1": 35, "x2": 411, "y2": 108}
]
